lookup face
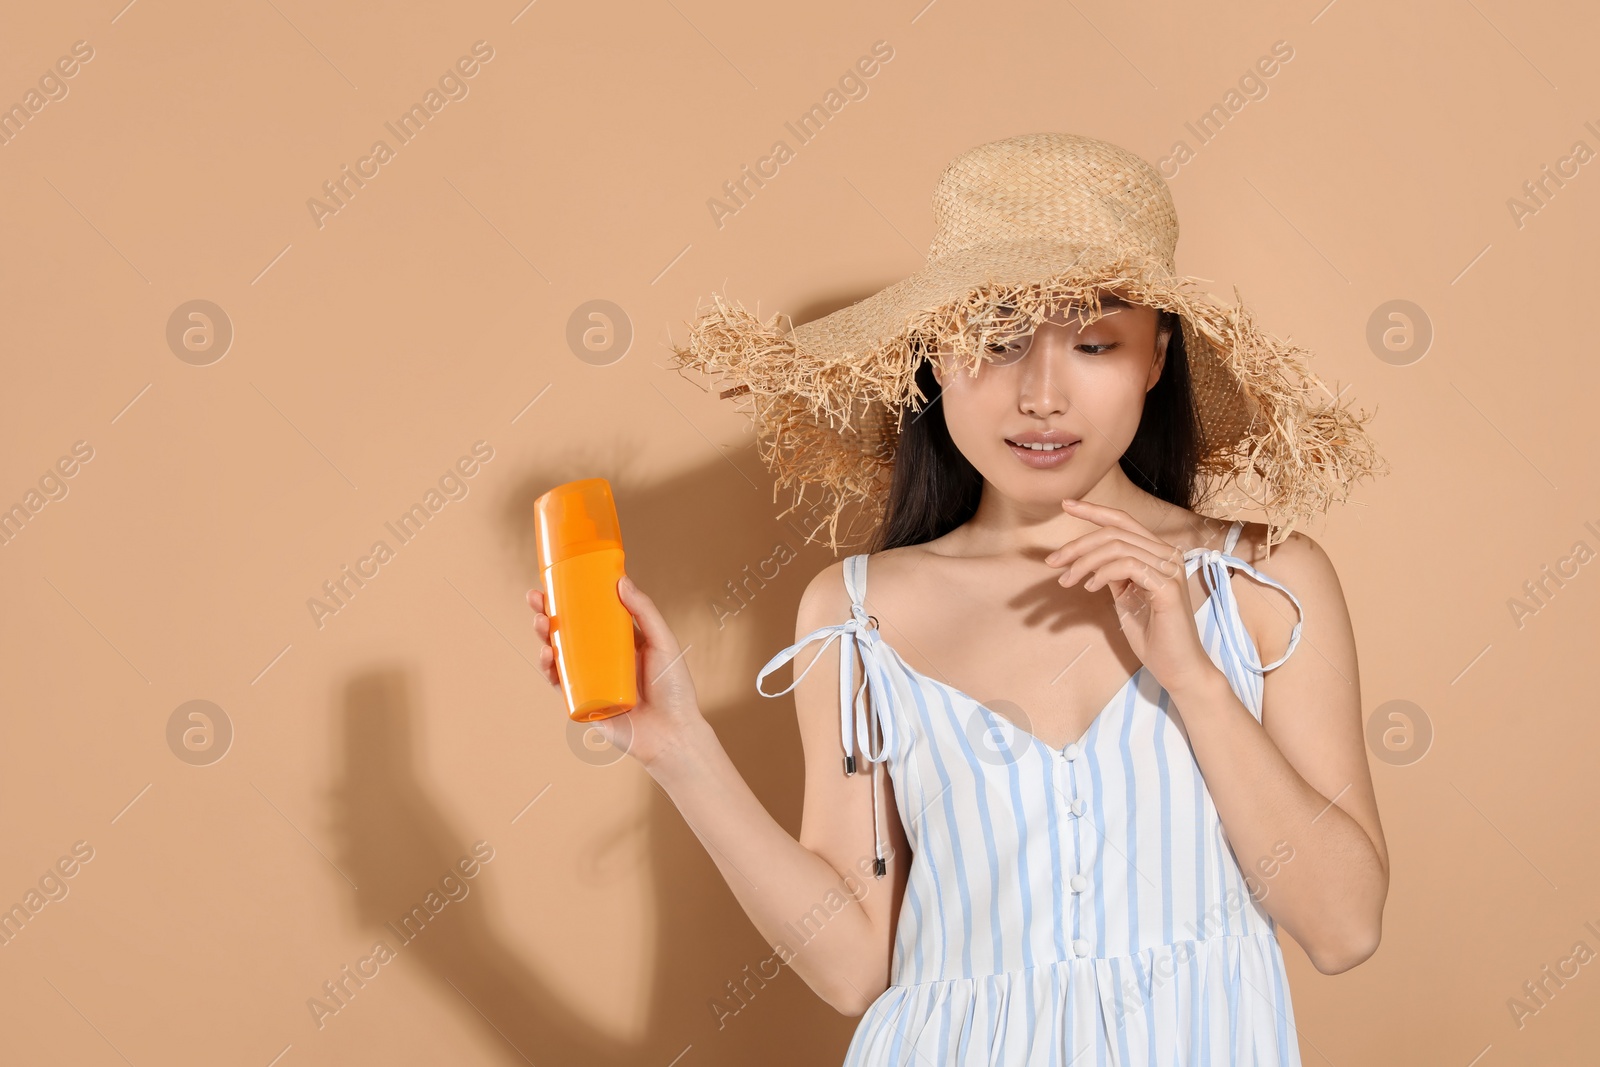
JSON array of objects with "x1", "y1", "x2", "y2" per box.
[{"x1": 929, "y1": 290, "x2": 1172, "y2": 507}]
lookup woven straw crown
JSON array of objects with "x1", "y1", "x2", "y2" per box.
[
  {"x1": 669, "y1": 132, "x2": 1387, "y2": 553},
  {"x1": 926, "y1": 134, "x2": 1178, "y2": 265}
]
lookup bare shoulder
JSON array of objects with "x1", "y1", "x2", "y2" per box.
[
  {"x1": 828, "y1": 542, "x2": 939, "y2": 618},
  {"x1": 1235, "y1": 521, "x2": 1346, "y2": 592},
  {"x1": 795, "y1": 556, "x2": 851, "y2": 639},
  {"x1": 795, "y1": 549, "x2": 916, "y2": 638},
  {"x1": 789, "y1": 545, "x2": 927, "y2": 682}
]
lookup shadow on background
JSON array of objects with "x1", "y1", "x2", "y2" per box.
[{"x1": 326, "y1": 414, "x2": 890, "y2": 1064}]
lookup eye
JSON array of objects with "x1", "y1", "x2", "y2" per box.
[
  {"x1": 1078, "y1": 343, "x2": 1118, "y2": 354},
  {"x1": 982, "y1": 332, "x2": 1032, "y2": 362}
]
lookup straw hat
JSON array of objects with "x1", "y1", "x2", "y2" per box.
[{"x1": 667, "y1": 132, "x2": 1387, "y2": 553}]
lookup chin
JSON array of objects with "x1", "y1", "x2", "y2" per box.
[{"x1": 989, "y1": 473, "x2": 1078, "y2": 504}]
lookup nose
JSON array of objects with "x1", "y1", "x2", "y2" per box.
[{"x1": 1016, "y1": 337, "x2": 1071, "y2": 418}]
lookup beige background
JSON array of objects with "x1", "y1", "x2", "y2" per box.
[{"x1": 2, "y1": 0, "x2": 1596, "y2": 1063}]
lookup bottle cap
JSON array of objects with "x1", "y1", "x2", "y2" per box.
[{"x1": 534, "y1": 478, "x2": 623, "y2": 569}]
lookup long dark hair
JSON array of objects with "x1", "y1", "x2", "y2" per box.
[{"x1": 870, "y1": 308, "x2": 1200, "y2": 553}]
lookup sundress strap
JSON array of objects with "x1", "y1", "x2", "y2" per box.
[
  {"x1": 755, "y1": 556, "x2": 893, "y2": 877},
  {"x1": 1181, "y1": 519, "x2": 1306, "y2": 673}
]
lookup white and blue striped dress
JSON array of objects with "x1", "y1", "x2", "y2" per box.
[{"x1": 757, "y1": 519, "x2": 1308, "y2": 1065}]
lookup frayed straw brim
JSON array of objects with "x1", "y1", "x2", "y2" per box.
[{"x1": 669, "y1": 234, "x2": 1387, "y2": 556}]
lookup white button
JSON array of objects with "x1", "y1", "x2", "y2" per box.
[
  {"x1": 1072, "y1": 938, "x2": 1091, "y2": 957},
  {"x1": 1063, "y1": 742, "x2": 1081, "y2": 760},
  {"x1": 1069, "y1": 797, "x2": 1086, "y2": 816},
  {"x1": 1069, "y1": 873, "x2": 1088, "y2": 893}
]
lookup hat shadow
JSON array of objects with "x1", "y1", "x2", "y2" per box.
[{"x1": 325, "y1": 441, "x2": 871, "y2": 1064}]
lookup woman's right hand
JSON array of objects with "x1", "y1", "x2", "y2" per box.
[{"x1": 525, "y1": 574, "x2": 708, "y2": 770}]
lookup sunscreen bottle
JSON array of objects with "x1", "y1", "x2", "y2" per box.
[{"x1": 533, "y1": 478, "x2": 637, "y2": 721}]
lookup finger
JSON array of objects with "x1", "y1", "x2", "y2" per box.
[
  {"x1": 1110, "y1": 582, "x2": 1154, "y2": 620},
  {"x1": 1060, "y1": 540, "x2": 1185, "y2": 587},
  {"x1": 538, "y1": 644, "x2": 561, "y2": 687},
  {"x1": 526, "y1": 587, "x2": 545, "y2": 612},
  {"x1": 617, "y1": 575, "x2": 681, "y2": 658},
  {"x1": 1081, "y1": 555, "x2": 1178, "y2": 595},
  {"x1": 1046, "y1": 517, "x2": 1176, "y2": 569},
  {"x1": 1072, "y1": 549, "x2": 1184, "y2": 595},
  {"x1": 1056, "y1": 499, "x2": 1229, "y2": 569},
  {"x1": 1059, "y1": 498, "x2": 1159, "y2": 541},
  {"x1": 1056, "y1": 534, "x2": 1143, "y2": 579}
]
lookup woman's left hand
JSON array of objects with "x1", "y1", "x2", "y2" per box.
[{"x1": 1043, "y1": 499, "x2": 1219, "y2": 694}]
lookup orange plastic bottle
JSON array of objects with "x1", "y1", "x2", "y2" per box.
[{"x1": 533, "y1": 478, "x2": 638, "y2": 721}]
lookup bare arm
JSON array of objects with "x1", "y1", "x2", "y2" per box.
[
  {"x1": 527, "y1": 564, "x2": 909, "y2": 1015},
  {"x1": 1166, "y1": 529, "x2": 1390, "y2": 974}
]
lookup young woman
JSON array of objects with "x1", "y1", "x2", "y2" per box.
[{"x1": 529, "y1": 134, "x2": 1390, "y2": 1064}]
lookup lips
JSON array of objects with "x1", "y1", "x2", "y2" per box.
[
  {"x1": 1005, "y1": 438, "x2": 1077, "y2": 451},
  {"x1": 1004, "y1": 431, "x2": 1081, "y2": 450},
  {"x1": 1005, "y1": 434, "x2": 1081, "y2": 468}
]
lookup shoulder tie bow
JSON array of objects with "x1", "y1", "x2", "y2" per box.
[
  {"x1": 756, "y1": 598, "x2": 895, "y2": 877},
  {"x1": 1181, "y1": 546, "x2": 1306, "y2": 673}
]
